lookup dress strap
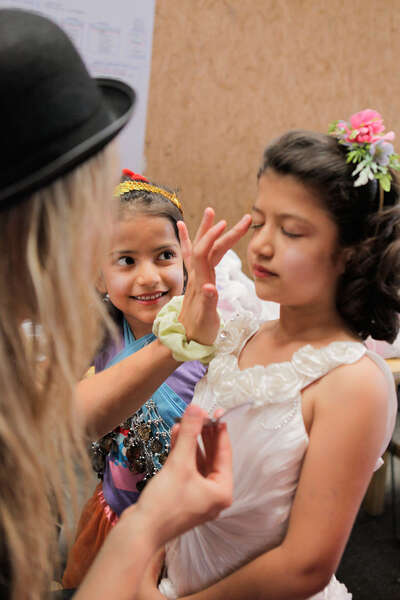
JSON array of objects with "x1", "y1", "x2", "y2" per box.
[{"x1": 292, "y1": 341, "x2": 366, "y2": 386}]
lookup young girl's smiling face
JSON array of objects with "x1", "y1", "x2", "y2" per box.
[
  {"x1": 247, "y1": 171, "x2": 346, "y2": 311},
  {"x1": 101, "y1": 214, "x2": 184, "y2": 338}
]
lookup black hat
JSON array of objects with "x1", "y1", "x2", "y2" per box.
[{"x1": 0, "y1": 9, "x2": 136, "y2": 208}]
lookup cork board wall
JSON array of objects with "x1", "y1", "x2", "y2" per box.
[{"x1": 144, "y1": 0, "x2": 400, "y2": 271}]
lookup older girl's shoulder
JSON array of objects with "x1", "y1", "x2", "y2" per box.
[{"x1": 312, "y1": 351, "x2": 391, "y2": 432}]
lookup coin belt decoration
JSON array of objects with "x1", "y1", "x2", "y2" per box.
[{"x1": 90, "y1": 397, "x2": 171, "y2": 491}]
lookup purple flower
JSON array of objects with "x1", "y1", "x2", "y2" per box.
[{"x1": 370, "y1": 140, "x2": 394, "y2": 166}]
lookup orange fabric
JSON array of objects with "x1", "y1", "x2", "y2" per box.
[{"x1": 62, "y1": 483, "x2": 119, "y2": 589}]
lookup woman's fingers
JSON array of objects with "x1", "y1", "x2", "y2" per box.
[
  {"x1": 130, "y1": 403, "x2": 233, "y2": 549},
  {"x1": 170, "y1": 405, "x2": 207, "y2": 458},
  {"x1": 170, "y1": 423, "x2": 180, "y2": 450},
  {"x1": 207, "y1": 422, "x2": 233, "y2": 498}
]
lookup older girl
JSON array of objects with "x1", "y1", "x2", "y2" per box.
[{"x1": 146, "y1": 112, "x2": 400, "y2": 600}]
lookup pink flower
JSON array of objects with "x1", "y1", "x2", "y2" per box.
[
  {"x1": 336, "y1": 120, "x2": 350, "y2": 136},
  {"x1": 382, "y1": 131, "x2": 395, "y2": 142},
  {"x1": 347, "y1": 109, "x2": 385, "y2": 144},
  {"x1": 331, "y1": 109, "x2": 395, "y2": 148}
]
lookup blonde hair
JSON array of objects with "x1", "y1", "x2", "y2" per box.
[{"x1": 0, "y1": 142, "x2": 118, "y2": 600}]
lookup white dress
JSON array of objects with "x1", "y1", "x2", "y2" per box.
[{"x1": 159, "y1": 312, "x2": 398, "y2": 600}]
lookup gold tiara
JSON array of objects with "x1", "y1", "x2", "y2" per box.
[{"x1": 114, "y1": 180, "x2": 183, "y2": 214}]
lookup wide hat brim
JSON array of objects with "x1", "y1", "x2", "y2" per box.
[
  {"x1": 0, "y1": 8, "x2": 136, "y2": 208},
  {"x1": 0, "y1": 78, "x2": 135, "y2": 207}
]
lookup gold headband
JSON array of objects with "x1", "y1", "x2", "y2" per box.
[{"x1": 114, "y1": 180, "x2": 183, "y2": 214}]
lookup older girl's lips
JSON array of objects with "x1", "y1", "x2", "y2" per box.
[{"x1": 253, "y1": 264, "x2": 278, "y2": 278}]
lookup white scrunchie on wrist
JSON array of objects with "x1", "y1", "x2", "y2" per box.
[{"x1": 152, "y1": 295, "x2": 217, "y2": 364}]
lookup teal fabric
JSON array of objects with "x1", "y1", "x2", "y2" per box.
[{"x1": 106, "y1": 318, "x2": 187, "y2": 430}]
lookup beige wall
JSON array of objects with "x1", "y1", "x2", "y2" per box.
[{"x1": 144, "y1": 0, "x2": 400, "y2": 270}]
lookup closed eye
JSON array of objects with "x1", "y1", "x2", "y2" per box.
[
  {"x1": 281, "y1": 227, "x2": 303, "y2": 238},
  {"x1": 250, "y1": 223, "x2": 263, "y2": 230}
]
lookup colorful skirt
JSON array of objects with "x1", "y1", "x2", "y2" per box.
[{"x1": 62, "y1": 483, "x2": 118, "y2": 589}]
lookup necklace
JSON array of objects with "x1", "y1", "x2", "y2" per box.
[{"x1": 91, "y1": 397, "x2": 170, "y2": 491}]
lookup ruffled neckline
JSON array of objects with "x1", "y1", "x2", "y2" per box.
[{"x1": 208, "y1": 313, "x2": 366, "y2": 409}]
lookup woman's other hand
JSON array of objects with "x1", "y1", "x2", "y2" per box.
[{"x1": 125, "y1": 404, "x2": 233, "y2": 548}]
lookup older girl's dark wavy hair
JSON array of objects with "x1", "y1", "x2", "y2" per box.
[{"x1": 258, "y1": 130, "x2": 400, "y2": 342}]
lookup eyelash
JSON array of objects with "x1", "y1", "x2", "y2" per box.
[
  {"x1": 116, "y1": 249, "x2": 177, "y2": 267},
  {"x1": 250, "y1": 223, "x2": 303, "y2": 238},
  {"x1": 117, "y1": 256, "x2": 134, "y2": 266},
  {"x1": 282, "y1": 229, "x2": 302, "y2": 239},
  {"x1": 159, "y1": 250, "x2": 176, "y2": 260}
]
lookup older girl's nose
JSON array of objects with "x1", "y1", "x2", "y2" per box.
[{"x1": 251, "y1": 226, "x2": 275, "y2": 258}]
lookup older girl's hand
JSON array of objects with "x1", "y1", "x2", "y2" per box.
[{"x1": 178, "y1": 208, "x2": 251, "y2": 345}]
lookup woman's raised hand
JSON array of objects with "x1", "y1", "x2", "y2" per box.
[
  {"x1": 125, "y1": 404, "x2": 233, "y2": 547},
  {"x1": 178, "y1": 208, "x2": 251, "y2": 345},
  {"x1": 75, "y1": 405, "x2": 231, "y2": 600}
]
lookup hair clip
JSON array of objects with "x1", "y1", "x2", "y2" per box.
[
  {"x1": 122, "y1": 168, "x2": 149, "y2": 182},
  {"x1": 328, "y1": 109, "x2": 400, "y2": 195}
]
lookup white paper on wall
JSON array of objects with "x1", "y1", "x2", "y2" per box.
[{"x1": 0, "y1": 0, "x2": 156, "y2": 172}]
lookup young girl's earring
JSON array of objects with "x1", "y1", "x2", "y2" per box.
[{"x1": 103, "y1": 293, "x2": 110, "y2": 303}]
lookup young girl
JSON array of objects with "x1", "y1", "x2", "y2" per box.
[
  {"x1": 62, "y1": 170, "x2": 207, "y2": 588},
  {"x1": 147, "y1": 110, "x2": 400, "y2": 600}
]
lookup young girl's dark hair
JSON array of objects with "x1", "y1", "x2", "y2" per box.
[
  {"x1": 258, "y1": 130, "x2": 400, "y2": 342},
  {"x1": 118, "y1": 171, "x2": 183, "y2": 239}
]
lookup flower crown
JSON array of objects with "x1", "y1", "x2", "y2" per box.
[
  {"x1": 114, "y1": 168, "x2": 183, "y2": 214},
  {"x1": 328, "y1": 109, "x2": 400, "y2": 197}
]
